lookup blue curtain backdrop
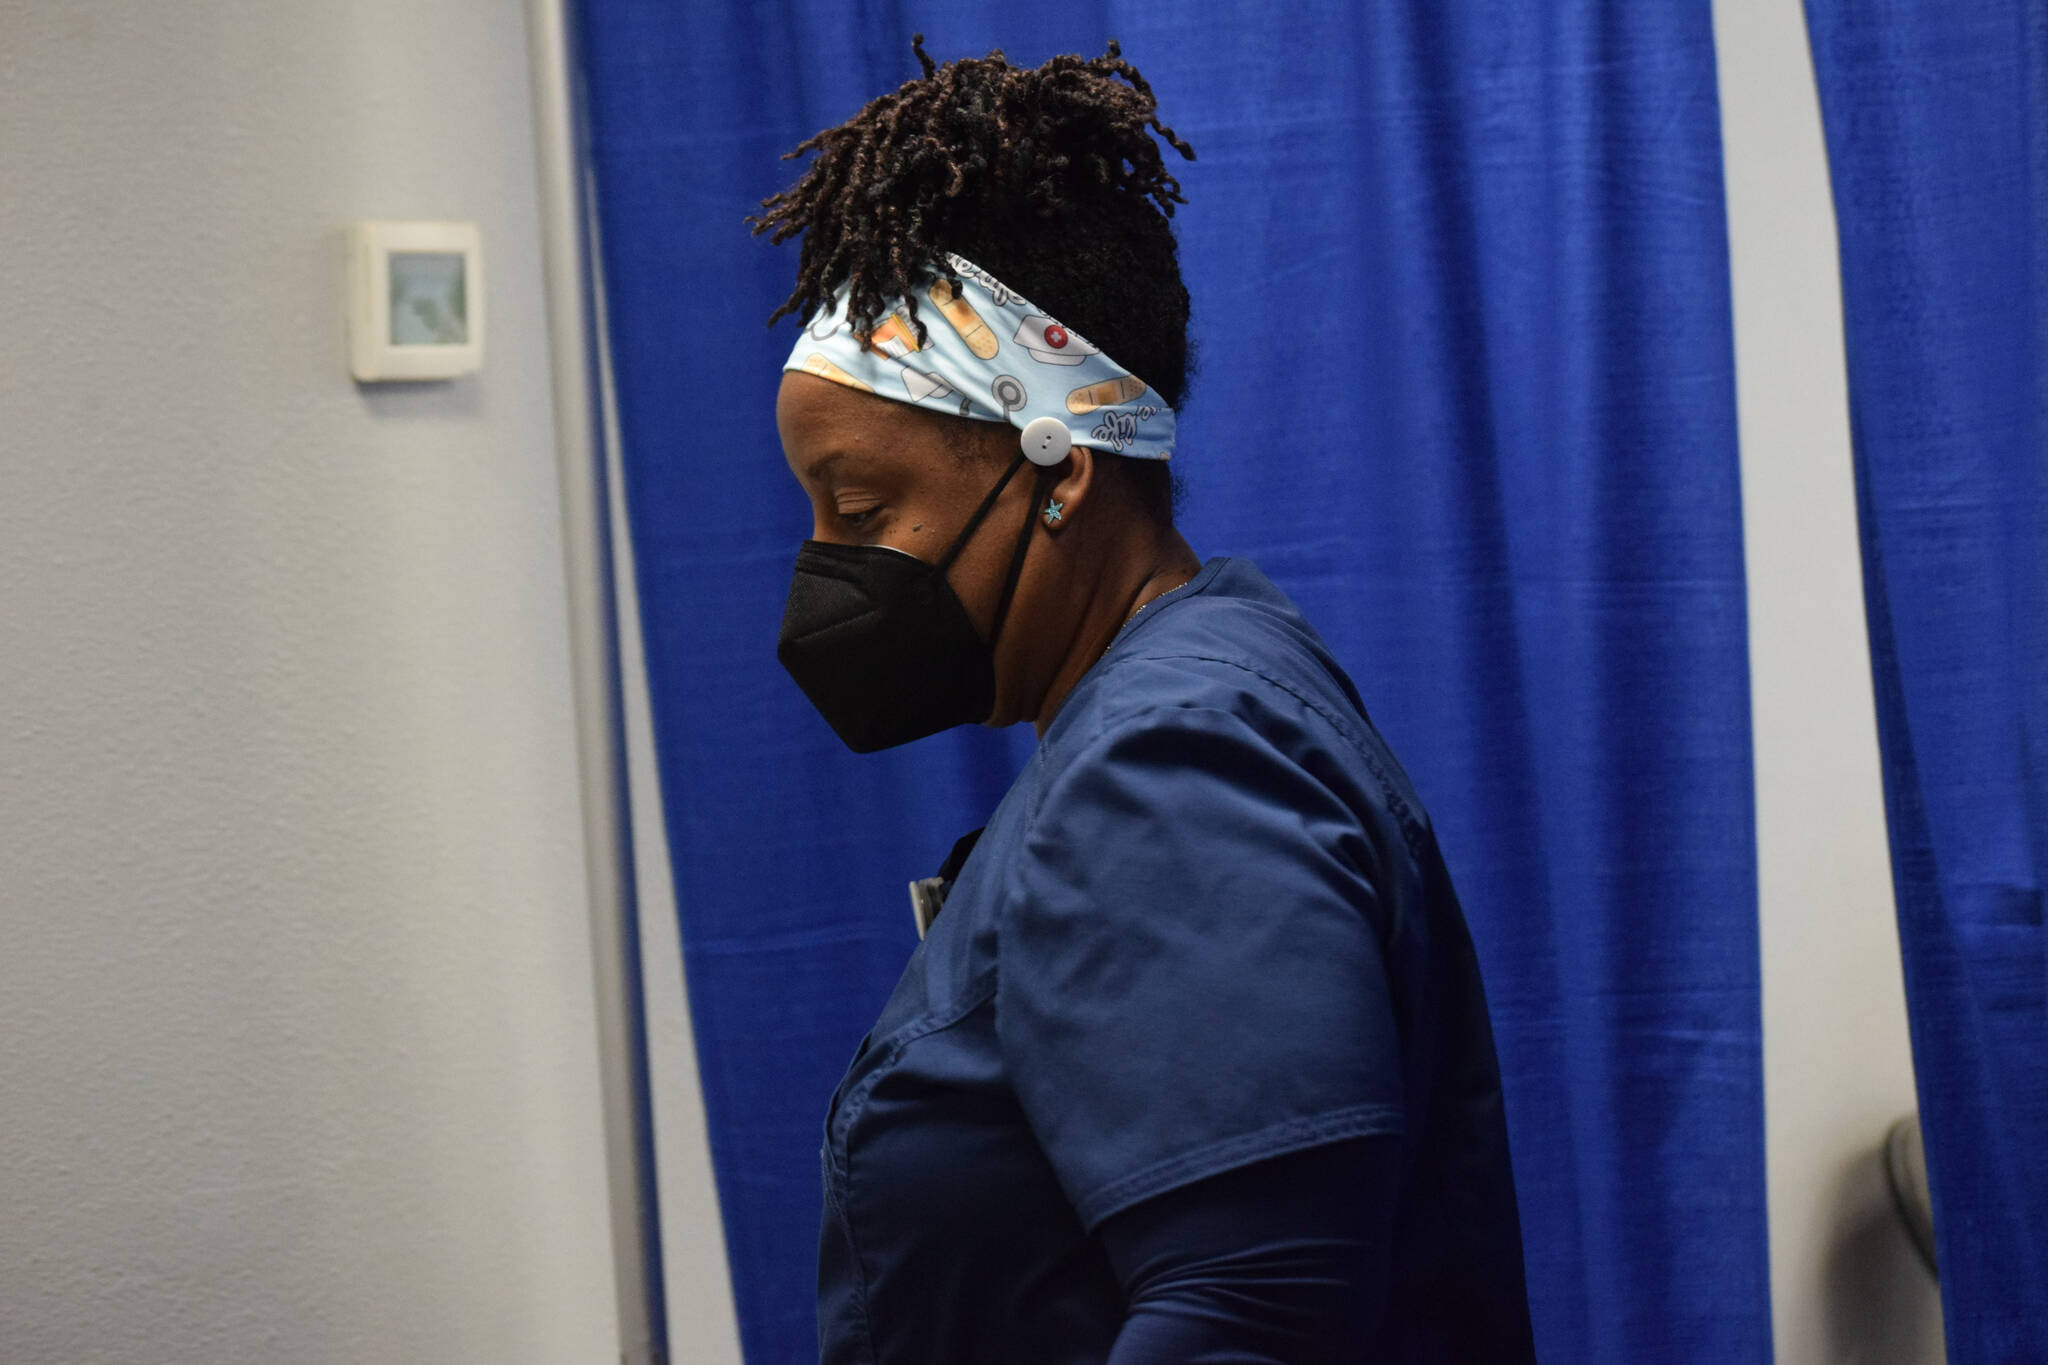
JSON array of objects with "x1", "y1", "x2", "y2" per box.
[
  {"x1": 577, "y1": 3, "x2": 1770, "y2": 1361},
  {"x1": 1803, "y1": 4, "x2": 2048, "y2": 1361}
]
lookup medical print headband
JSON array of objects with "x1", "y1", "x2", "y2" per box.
[{"x1": 783, "y1": 252, "x2": 1176, "y2": 462}]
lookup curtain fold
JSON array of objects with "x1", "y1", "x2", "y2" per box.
[
  {"x1": 1801, "y1": 3, "x2": 2048, "y2": 1360},
  {"x1": 577, "y1": 3, "x2": 1768, "y2": 1360}
]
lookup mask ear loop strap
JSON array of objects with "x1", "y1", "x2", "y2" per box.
[
  {"x1": 933, "y1": 452, "x2": 1029, "y2": 576},
  {"x1": 984, "y1": 466, "x2": 1056, "y2": 647}
]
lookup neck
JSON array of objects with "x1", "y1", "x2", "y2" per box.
[{"x1": 1028, "y1": 528, "x2": 1202, "y2": 737}]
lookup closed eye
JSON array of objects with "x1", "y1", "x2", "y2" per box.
[{"x1": 836, "y1": 505, "x2": 882, "y2": 530}]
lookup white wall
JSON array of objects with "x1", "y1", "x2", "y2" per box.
[
  {"x1": 0, "y1": 3, "x2": 620, "y2": 1361},
  {"x1": 1714, "y1": 1, "x2": 1948, "y2": 1361}
]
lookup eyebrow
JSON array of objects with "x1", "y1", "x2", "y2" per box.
[{"x1": 803, "y1": 451, "x2": 849, "y2": 482}]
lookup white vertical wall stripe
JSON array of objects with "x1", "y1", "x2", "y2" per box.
[
  {"x1": 523, "y1": 4, "x2": 668, "y2": 1359},
  {"x1": 1709, "y1": 3, "x2": 1946, "y2": 1361},
  {"x1": 606, "y1": 233, "x2": 749, "y2": 1364}
]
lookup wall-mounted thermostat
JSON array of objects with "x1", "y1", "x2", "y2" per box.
[{"x1": 348, "y1": 220, "x2": 484, "y2": 382}]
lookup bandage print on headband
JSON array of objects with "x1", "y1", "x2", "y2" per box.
[{"x1": 784, "y1": 252, "x2": 1175, "y2": 461}]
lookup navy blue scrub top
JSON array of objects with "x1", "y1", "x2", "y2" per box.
[{"x1": 818, "y1": 557, "x2": 1534, "y2": 1363}]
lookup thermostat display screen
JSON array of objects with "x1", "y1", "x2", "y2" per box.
[{"x1": 389, "y1": 251, "x2": 469, "y2": 345}]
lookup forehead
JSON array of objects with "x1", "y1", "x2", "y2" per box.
[
  {"x1": 776, "y1": 370, "x2": 906, "y2": 444},
  {"x1": 776, "y1": 371, "x2": 1002, "y2": 475}
]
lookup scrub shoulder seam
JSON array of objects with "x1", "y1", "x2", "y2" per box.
[{"x1": 1038, "y1": 654, "x2": 1432, "y2": 862}]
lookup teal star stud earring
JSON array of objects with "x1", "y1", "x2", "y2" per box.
[{"x1": 1043, "y1": 498, "x2": 1065, "y2": 526}]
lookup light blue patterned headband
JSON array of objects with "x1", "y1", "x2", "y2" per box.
[{"x1": 782, "y1": 252, "x2": 1176, "y2": 461}]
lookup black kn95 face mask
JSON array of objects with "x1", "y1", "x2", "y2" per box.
[{"x1": 777, "y1": 452, "x2": 1042, "y2": 753}]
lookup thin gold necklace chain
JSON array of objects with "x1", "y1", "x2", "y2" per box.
[{"x1": 1116, "y1": 572, "x2": 1198, "y2": 638}]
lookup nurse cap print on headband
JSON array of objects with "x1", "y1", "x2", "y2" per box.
[{"x1": 785, "y1": 252, "x2": 1177, "y2": 464}]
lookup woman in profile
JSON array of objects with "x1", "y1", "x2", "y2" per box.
[{"x1": 756, "y1": 37, "x2": 1536, "y2": 1364}]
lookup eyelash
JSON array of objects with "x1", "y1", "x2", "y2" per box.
[{"x1": 836, "y1": 506, "x2": 881, "y2": 529}]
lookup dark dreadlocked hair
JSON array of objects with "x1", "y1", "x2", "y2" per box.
[{"x1": 751, "y1": 36, "x2": 1196, "y2": 520}]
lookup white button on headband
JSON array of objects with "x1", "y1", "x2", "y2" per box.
[{"x1": 1019, "y1": 415, "x2": 1072, "y2": 466}]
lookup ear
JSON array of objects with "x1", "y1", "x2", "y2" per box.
[{"x1": 1040, "y1": 443, "x2": 1096, "y2": 529}]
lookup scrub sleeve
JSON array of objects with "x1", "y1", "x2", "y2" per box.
[{"x1": 999, "y1": 700, "x2": 1410, "y2": 1230}]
